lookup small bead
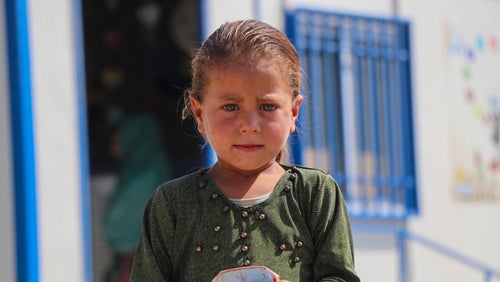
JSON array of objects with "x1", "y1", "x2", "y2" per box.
[
  {"x1": 198, "y1": 180, "x2": 207, "y2": 189},
  {"x1": 240, "y1": 232, "x2": 248, "y2": 239},
  {"x1": 242, "y1": 211, "x2": 249, "y2": 218},
  {"x1": 258, "y1": 213, "x2": 266, "y2": 220},
  {"x1": 195, "y1": 246, "x2": 202, "y2": 253},
  {"x1": 213, "y1": 244, "x2": 219, "y2": 251},
  {"x1": 214, "y1": 226, "x2": 221, "y2": 232},
  {"x1": 293, "y1": 256, "x2": 301, "y2": 263},
  {"x1": 243, "y1": 260, "x2": 251, "y2": 266},
  {"x1": 283, "y1": 185, "x2": 291, "y2": 192},
  {"x1": 288, "y1": 174, "x2": 296, "y2": 181},
  {"x1": 296, "y1": 241, "x2": 303, "y2": 248},
  {"x1": 211, "y1": 193, "x2": 219, "y2": 199},
  {"x1": 223, "y1": 206, "x2": 230, "y2": 213},
  {"x1": 279, "y1": 244, "x2": 286, "y2": 251},
  {"x1": 241, "y1": 245, "x2": 249, "y2": 252}
]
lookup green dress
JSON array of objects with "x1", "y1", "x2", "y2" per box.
[{"x1": 132, "y1": 165, "x2": 360, "y2": 281}]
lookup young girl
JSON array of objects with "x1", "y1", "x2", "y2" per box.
[{"x1": 131, "y1": 19, "x2": 360, "y2": 282}]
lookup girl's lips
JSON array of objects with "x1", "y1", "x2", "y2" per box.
[{"x1": 234, "y1": 144, "x2": 264, "y2": 151}]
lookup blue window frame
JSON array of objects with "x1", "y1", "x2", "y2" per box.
[{"x1": 286, "y1": 9, "x2": 418, "y2": 219}]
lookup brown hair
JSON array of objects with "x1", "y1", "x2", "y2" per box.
[{"x1": 182, "y1": 19, "x2": 301, "y2": 163}]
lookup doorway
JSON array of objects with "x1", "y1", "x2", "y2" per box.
[{"x1": 81, "y1": 0, "x2": 201, "y2": 280}]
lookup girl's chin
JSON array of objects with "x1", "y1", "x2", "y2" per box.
[{"x1": 214, "y1": 160, "x2": 278, "y2": 174}]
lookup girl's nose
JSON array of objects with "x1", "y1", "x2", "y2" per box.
[{"x1": 239, "y1": 111, "x2": 260, "y2": 133}]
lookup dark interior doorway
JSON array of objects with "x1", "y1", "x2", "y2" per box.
[
  {"x1": 83, "y1": 0, "x2": 202, "y2": 176},
  {"x1": 81, "y1": 0, "x2": 201, "y2": 280}
]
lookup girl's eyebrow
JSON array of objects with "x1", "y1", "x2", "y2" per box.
[
  {"x1": 215, "y1": 92, "x2": 284, "y2": 102},
  {"x1": 256, "y1": 93, "x2": 282, "y2": 102},
  {"x1": 215, "y1": 93, "x2": 241, "y2": 101}
]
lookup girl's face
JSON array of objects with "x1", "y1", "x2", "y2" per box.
[{"x1": 190, "y1": 62, "x2": 303, "y2": 174}]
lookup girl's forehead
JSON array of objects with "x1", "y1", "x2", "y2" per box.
[
  {"x1": 202, "y1": 63, "x2": 293, "y2": 101},
  {"x1": 209, "y1": 61, "x2": 285, "y2": 81}
]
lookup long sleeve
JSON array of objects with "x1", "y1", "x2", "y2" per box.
[
  {"x1": 302, "y1": 174, "x2": 360, "y2": 282},
  {"x1": 131, "y1": 187, "x2": 174, "y2": 282}
]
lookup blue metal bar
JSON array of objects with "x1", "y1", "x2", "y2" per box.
[
  {"x1": 307, "y1": 15, "x2": 326, "y2": 167},
  {"x1": 401, "y1": 22, "x2": 418, "y2": 214},
  {"x1": 200, "y1": 0, "x2": 209, "y2": 40},
  {"x1": 352, "y1": 21, "x2": 366, "y2": 155},
  {"x1": 350, "y1": 214, "x2": 406, "y2": 220},
  {"x1": 381, "y1": 23, "x2": 397, "y2": 210},
  {"x1": 353, "y1": 225, "x2": 500, "y2": 281},
  {"x1": 5, "y1": 0, "x2": 39, "y2": 281},
  {"x1": 296, "y1": 14, "x2": 312, "y2": 166},
  {"x1": 389, "y1": 60, "x2": 401, "y2": 208},
  {"x1": 252, "y1": 0, "x2": 261, "y2": 20},
  {"x1": 285, "y1": 12, "x2": 303, "y2": 165},
  {"x1": 396, "y1": 23, "x2": 416, "y2": 212},
  {"x1": 71, "y1": 0, "x2": 93, "y2": 281},
  {"x1": 351, "y1": 20, "x2": 367, "y2": 209},
  {"x1": 405, "y1": 232, "x2": 500, "y2": 279},
  {"x1": 199, "y1": 0, "x2": 217, "y2": 167},
  {"x1": 338, "y1": 16, "x2": 358, "y2": 198},
  {"x1": 397, "y1": 229, "x2": 408, "y2": 282},
  {"x1": 397, "y1": 23, "x2": 410, "y2": 203},
  {"x1": 331, "y1": 21, "x2": 347, "y2": 186},
  {"x1": 366, "y1": 21, "x2": 382, "y2": 208},
  {"x1": 322, "y1": 19, "x2": 342, "y2": 180},
  {"x1": 485, "y1": 271, "x2": 492, "y2": 282},
  {"x1": 390, "y1": 23, "x2": 405, "y2": 210}
]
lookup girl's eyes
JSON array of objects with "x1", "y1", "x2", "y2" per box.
[
  {"x1": 222, "y1": 104, "x2": 238, "y2": 111},
  {"x1": 261, "y1": 104, "x2": 277, "y2": 111},
  {"x1": 221, "y1": 104, "x2": 277, "y2": 111}
]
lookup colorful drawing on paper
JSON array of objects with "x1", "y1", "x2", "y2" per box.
[{"x1": 446, "y1": 21, "x2": 500, "y2": 202}]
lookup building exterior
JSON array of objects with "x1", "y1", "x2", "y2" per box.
[{"x1": 1, "y1": 0, "x2": 500, "y2": 281}]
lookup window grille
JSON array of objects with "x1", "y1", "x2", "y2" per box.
[{"x1": 286, "y1": 9, "x2": 417, "y2": 219}]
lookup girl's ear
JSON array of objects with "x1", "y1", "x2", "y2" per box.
[
  {"x1": 189, "y1": 95, "x2": 205, "y2": 133},
  {"x1": 290, "y1": 94, "x2": 303, "y2": 133}
]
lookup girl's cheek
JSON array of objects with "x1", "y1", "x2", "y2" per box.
[{"x1": 269, "y1": 123, "x2": 289, "y2": 137}]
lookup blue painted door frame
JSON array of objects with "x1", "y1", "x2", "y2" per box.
[
  {"x1": 5, "y1": 0, "x2": 39, "y2": 281},
  {"x1": 4, "y1": 0, "x2": 92, "y2": 281}
]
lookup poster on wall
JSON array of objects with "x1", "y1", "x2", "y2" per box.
[{"x1": 446, "y1": 10, "x2": 500, "y2": 202}]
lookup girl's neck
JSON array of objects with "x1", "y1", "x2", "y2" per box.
[{"x1": 208, "y1": 161, "x2": 285, "y2": 200}]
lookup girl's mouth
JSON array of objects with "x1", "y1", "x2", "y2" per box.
[{"x1": 234, "y1": 144, "x2": 263, "y2": 151}]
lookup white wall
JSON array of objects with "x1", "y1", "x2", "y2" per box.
[
  {"x1": 204, "y1": 0, "x2": 286, "y2": 35},
  {"x1": 27, "y1": 1, "x2": 85, "y2": 281},
  {"x1": 0, "y1": 1, "x2": 16, "y2": 281},
  {"x1": 400, "y1": 0, "x2": 500, "y2": 281},
  {"x1": 206, "y1": 0, "x2": 500, "y2": 281}
]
